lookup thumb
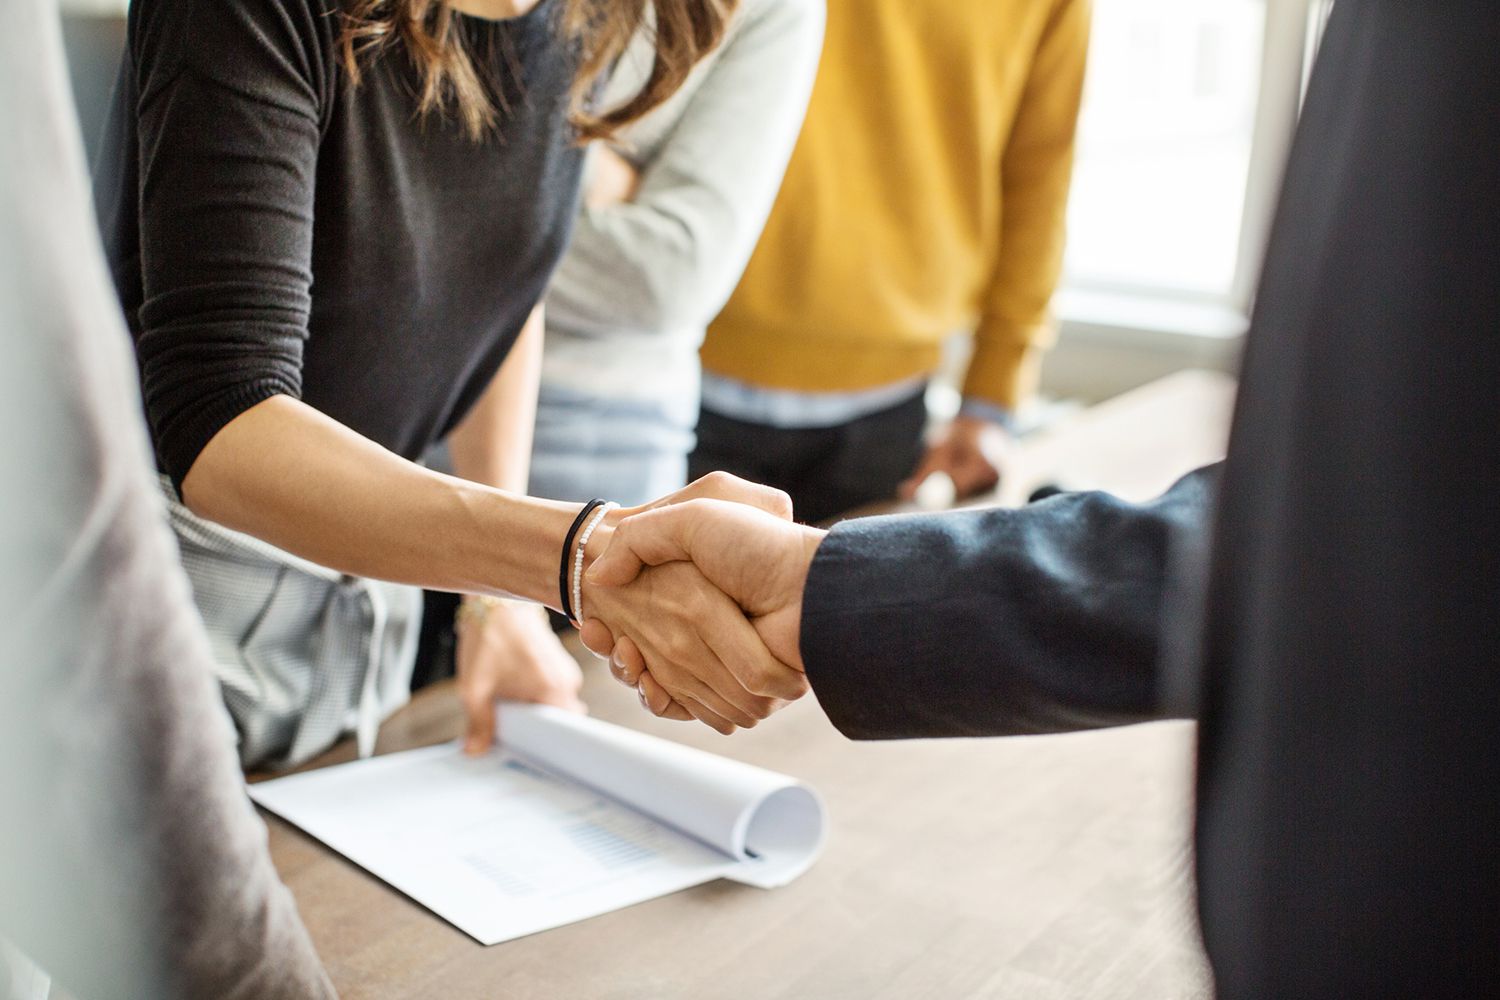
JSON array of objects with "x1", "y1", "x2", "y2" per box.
[{"x1": 586, "y1": 504, "x2": 699, "y2": 587}]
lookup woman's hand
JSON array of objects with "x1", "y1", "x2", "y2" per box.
[
  {"x1": 585, "y1": 145, "x2": 642, "y2": 209},
  {"x1": 582, "y1": 498, "x2": 823, "y2": 728},
  {"x1": 539, "y1": 472, "x2": 799, "y2": 735},
  {"x1": 457, "y1": 599, "x2": 584, "y2": 755},
  {"x1": 581, "y1": 560, "x2": 804, "y2": 735}
]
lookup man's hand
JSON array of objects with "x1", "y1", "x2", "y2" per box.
[
  {"x1": 900, "y1": 414, "x2": 1010, "y2": 502},
  {"x1": 458, "y1": 599, "x2": 584, "y2": 755},
  {"x1": 582, "y1": 559, "x2": 805, "y2": 734},
  {"x1": 581, "y1": 499, "x2": 825, "y2": 726},
  {"x1": 617, "y1": 469, "x2": 795, "y2": 524}
]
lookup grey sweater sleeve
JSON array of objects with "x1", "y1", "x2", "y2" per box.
[
  {"x1": 800, "y1": 467, "x2": 1217, "y2": 740},
  {"x1": 544, "y1": 0, "x2": 824, "y2": 338},
  {"x1": 0, "y1": 3, "x2": 334, "y2": 998}
]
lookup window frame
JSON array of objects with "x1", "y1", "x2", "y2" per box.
[{"x1": 1056, "y1": 0, "x2": 1326, "y2": 344}]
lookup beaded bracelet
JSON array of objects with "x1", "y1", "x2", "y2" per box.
[
  {"x1": 559, "y1": 499, "x2": 608, "y2": 625},
  {"x1": 571, "y1": 502, "x2": 617, "y2": 627}
]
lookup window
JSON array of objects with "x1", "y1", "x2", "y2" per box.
[{"x1": 1061, "y1": 0, "x2": 1324, "y2": 317}]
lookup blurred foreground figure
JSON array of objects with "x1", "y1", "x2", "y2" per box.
[
  {"x1": 598, "y1": 3, "x2": 1499, "y2": 996},
  {"x1": 0, "y1": 2, "x2": 333, "y2": 997}
]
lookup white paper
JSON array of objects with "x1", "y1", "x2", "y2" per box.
[{"x1": 249, "y1": 705, "x2": 825, "y2": 945}]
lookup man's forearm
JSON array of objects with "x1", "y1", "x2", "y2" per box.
[{"x1": 801, "y1": 467, "x2": 1217, "y2": 739}]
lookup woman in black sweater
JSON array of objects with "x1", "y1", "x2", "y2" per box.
[{"x1": 95, "y1": 0, "x2": 797, "y2": 768}]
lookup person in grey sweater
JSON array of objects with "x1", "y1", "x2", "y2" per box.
[
  {"x1": 0, "y1": 2, "x2": 333, "y2": 996},
  {"x1": 531, "y1": 0, "x2": 824, "y2": 505}
]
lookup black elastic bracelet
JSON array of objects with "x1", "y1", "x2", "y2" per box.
[{"x1": 559, "y1": 498, "x2": 608, "y2": 625}]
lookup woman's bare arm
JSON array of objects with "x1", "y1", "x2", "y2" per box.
[{"x1": 181, "y1": 392, "x2": 576, "y2": 607}]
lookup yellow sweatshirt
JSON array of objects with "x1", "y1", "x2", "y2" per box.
[{"x1": 702, "y1": 0, "x2": 1091, "y2": 411}]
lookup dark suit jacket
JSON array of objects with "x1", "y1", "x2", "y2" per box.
[{"x1": 800, "y1": 3, "x2": 1499, "y2": 997}]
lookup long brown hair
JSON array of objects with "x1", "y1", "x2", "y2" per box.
[{"x1": 338, "y1": 0, "x2": 738, "y2": 141}]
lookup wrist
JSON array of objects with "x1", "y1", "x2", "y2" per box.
[
  {"x1": 447, "y1": 486, "x2": 580, "y2": 609},
  {"x1": 458, "y1": 594, "x2": 548, "y2": 633},
  {"x1": 569, "y1": 501, "x2": 616, "y2": 625},
  {"x1": 957, "y1": 398, "x2": 1015, "y2": 432},
  {"x1": 777, "y1": 525, "x2": 826, "y2": 673}
]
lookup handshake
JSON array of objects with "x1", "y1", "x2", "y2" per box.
[{"x1": 576, "y1": 473, "x2": 828, "y2": 734}]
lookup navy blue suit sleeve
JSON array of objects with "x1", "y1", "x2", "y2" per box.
[{"x1": 799, "y1": 466, "x2": 1216, "y2": 739}]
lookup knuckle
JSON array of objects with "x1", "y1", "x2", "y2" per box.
[
  {"x1": 663, "y1": 634, "x2": 695, "y2": 665},
  {"x1": 741, "y1": 665, "x2": 768, "y2": 695},
  {"x1": 678, "y1": 497, "x2": 714, "y2": 522},
  {"x1": 701, "y1": 470, "x2": 734, "y2": 492},
  {"x1": 766, "y1": 486, "x2": 794, "y2": 519},
  {"x1": 743, "y1": 663, "x2": 778, "y2": 698},
  {"x1": 682, "y1": 588, "x2": 711, "y2": 620}
]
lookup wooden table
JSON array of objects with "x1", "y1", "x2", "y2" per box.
[{"x1": 264, "y1": 370, "x2": 1236, "y2": 1000}]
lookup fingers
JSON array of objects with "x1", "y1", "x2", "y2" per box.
[
  {"x1": 612, "y1": 638, "x2": 726, "y2": 729},
  {"x1": 590, "y1": 612, "x2": 762, "y2": 732},
  {"x1": 612, "y1": 635, "x2": 744, "y2": 732},
  {"x1": 630, "y1": 606, "x2": 782, "y2": 725},
  {"x1": 586, "y1": 502, "x2": 702, "y2": 587},
  {"x1": 653, "y1": 470, "x2": 794, "y2": 522},
  {"x1": 460, "y1": 674, "x2": 497, "y2": 756},
  {"x1": 658, "y1": 643, "x2": 764, "y2": 729},
  {"x1": 638, "y1": 672, "x2": 708, "y2": 724},
  {"x1": 664, "y1": 598, "x2": 781, "y2": 721},
  {"x1": 699, "y1": 609, "x2": 806, "y2": 702},
  {"x1": 539, "y1": 680, "x2": 588, "y2": 714},
  {"x1": 585, "y1": 557, "x2": 797, "y2": 732},
  {"x1": 609, "y1": 634, "x2": 646, "y2": 686},
  {"x1": 458, "y1": 605, "x2": 591, "y2": 753},
  {"x1": 603, "y1": 615, "x2": 759, "y2": 727},
  {"x1": 578, "y1": 617, "x2": 614, "y2": 660},
  {"x1": 638, "y1": 675, "x2": 733, "y2": 732},
  {"x1": 672, "y1": 695, "x2": 739, "y2": 734}
]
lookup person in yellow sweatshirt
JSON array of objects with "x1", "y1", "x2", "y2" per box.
[{"x1": 694, "y1": 0, "x2": 1092, "y2": 524}]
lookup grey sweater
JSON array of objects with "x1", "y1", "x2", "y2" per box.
[
  {"x1": 0, "y1": 2, "x2": 333, "y2": 997},
  {"x1": 541, "y1": 0, "x2": 824, "y2": 419}
]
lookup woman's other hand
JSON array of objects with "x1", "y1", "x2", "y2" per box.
[
  {"x1": 584, "y1": 145, "x2": 642, "y2": 209},
  {"x1": 457, "y1": 598, "x2": 584, "y2": 755}
]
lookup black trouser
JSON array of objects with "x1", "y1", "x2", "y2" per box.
[{"x1": 689, "y1": 388, "x2": 928, "y2": 526}]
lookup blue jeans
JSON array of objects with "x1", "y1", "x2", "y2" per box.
[{"x1": 528, "y1": 383, "x2": 695, "y2": 506}]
